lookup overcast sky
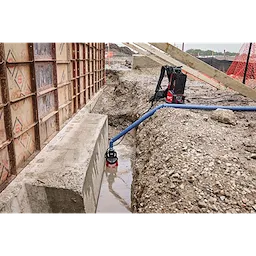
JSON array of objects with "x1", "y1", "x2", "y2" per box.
[
  {"x1": 174, "y1": 43, "x2": 243, "y2": 53},
  {"x1": 112, "y1": 40, "x2": 249, "y2": 52}
]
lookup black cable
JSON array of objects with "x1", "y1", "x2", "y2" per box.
[
  {"x1": 113, "y1": 134, "x2": 126, "y2": 146},
  {"x1": 141, "y1": 102, "x2": 155, "y2": 116}
]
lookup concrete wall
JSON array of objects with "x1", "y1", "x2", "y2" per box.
[
  {"x1": 0, "y1": 90, "x2": 108, "y2": 213},
  {"x1": 132, "y1": 54, "x2": 162, "y2": 69}
]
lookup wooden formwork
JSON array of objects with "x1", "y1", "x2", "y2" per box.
[{"x1": 0, "y1": 42, "x2": 105, "y2": 190}]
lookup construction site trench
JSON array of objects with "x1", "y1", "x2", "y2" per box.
[{"x1": 94, "y1": 60, "x2": 256, "y2": 213}]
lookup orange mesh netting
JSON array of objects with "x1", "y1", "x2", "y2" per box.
[{"x1": 226, "y1": 43, "x2": 256, "y2": 88}]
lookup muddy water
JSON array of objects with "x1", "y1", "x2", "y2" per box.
[{"x1": 96, "y1": 140, "x2": 134, "y2": 213}]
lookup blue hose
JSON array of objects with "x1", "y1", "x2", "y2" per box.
[{"x1": 109, "y1": 103, "x2": 256, "y2": 148}]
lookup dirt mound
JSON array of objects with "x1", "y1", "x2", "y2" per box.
[
  {"x1": 132, "y1": 108, "x2": 256, "y2": 213},
  {"x1": 108, "y1": 43, "x2": 134, "y2": 56},
  {"x1": 93, "y1": 70, "x2": 151, "y2": 128}
]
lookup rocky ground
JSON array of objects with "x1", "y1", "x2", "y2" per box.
[
  {"x1": 133, "y1": 107, "x2": 256, "y2": 213},
  {"x1": 95, "y1": 46, "x2": 256, "y2": 213}
]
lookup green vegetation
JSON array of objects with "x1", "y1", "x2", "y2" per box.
[{"x1": 186, "y1": 49, "x2": 238, "y2": 57}]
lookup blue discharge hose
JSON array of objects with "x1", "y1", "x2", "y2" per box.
[{"x1": 109, "y1": 103, "x2": 256, "y2": 148}]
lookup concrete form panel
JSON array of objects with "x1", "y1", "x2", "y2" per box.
[
  {"x1": 56, "y1": 42, "x2": 70, "y2": 127},
  {"x1": 34, "y1": 43, "x2": 53, "y2": 60},
  {"x1": 0, "y1": 81, "x2": 3, "y2": 105},
  {"x1": 57, "y1": 72, "x2": 72, "y2": 128},
  {"x1": 57, "y1": 78, "x2": 71, "y2": 127},
  {"x1": 56, "y1": 43, "x2": 68, "y2": 61},
  {"x1": 58, "y1": 85, "x2": 69, "y2": 106},
  {"x1": 0, "y1": 147, "x2": 10, "y2": 185},
  {"x1": 85, "y1": 44, "x2": 90, "y2": 102},
  {"x1": 80, "y1": 44, "x2": 86, "y2": 107},
  {"x1": 37, "y1": 91, "x2": 55, "y2": 119},
  {"x1": 57, "y1": 64, "x2": 69, "y2": 85},
  {"x1": 35, "y1": 62, "x2": 54, "y2": 92},
  {"x1": 10, "y1": 97, "x2": 34, "y2": 137},
  {"x1": 79, "y1": 76, "x2": 85, "y2": 106},
  {"x1": 4, "y1": 43, "x2": 30, "y2": 62},
  {"x1": 14, "y1": 128, "x2": 36, "y2": 169},
  {"x1": 89, "y1": 44, "x2": 93, "y2": 98},
  {"x1": 59, "y1": 106, "x2": 70, "y2": 128},
  {"x1": 39, "y1": 115, "x2": 57, "y2": 146},
  {"x1": 71, "y1": 43, "x2": 76, "y2": 111},
  {"x1": 0, "y1": 109, "x2": 7, "y2": 144},
  {"x1": 6, "y1": 64, "x2": 32, "y2": 100}
]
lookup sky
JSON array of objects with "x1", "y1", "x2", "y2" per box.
[
  {"x1": 174, "y1": 43, "x2": 243, "y2": 53},
  {"x1": 112, "y1": 40, "x2": 249, "y2": 53}
]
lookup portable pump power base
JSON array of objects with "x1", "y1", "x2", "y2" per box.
[{"x1": 149, "y1": 65, "x2": 187, "y2": 105}]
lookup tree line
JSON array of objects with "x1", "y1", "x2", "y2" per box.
[{"x1": 186, "y1": 49, "x2": 238, "y2": 56}]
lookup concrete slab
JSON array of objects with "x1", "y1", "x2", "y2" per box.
[{"x1": 0, "y1": 107, "x2": 108, "y2": 213}]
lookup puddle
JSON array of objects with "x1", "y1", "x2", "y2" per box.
[{"x1": 96, "y1": 143, "x2": 133, "y2": 213}]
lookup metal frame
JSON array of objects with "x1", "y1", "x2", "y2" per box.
[{"x1": 0, "y1": 44, "x2": 17, "y2": 190}]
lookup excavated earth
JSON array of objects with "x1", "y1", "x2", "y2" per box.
[{"x1": 95, "y1": 61, "x2": 256, "y2": 213}]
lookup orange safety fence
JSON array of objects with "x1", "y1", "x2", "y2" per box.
[
  {"x1": 105, "y1": 51, "x2": 113, "y2": 58},
  {"x1": 105, "y1": 51, "x2": 114, "y2": 65}
]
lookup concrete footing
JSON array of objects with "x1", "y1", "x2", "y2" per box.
[{"x1": 0, "y1": 90, "x2": 108, "y2": 213}]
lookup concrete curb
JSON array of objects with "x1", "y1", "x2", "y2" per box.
[{"x1": 0, "y1": 88, "x2": 108, "y2": 213}]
